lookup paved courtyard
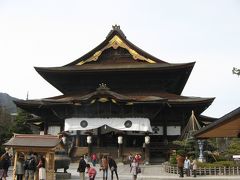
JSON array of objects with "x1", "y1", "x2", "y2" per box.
[{"x1": 6, "y1": 163, "x2": 240, "y2": 180}]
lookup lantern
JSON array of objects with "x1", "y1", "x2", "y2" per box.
[
  {"x1": 145, "y1": 136, "x2": 150, "y2": 144},
  {"x1": 87, "y1": 136, "x2": 92, "y2": 144},
  {"x1": 118, "y1": 136, "x2": 123, "y2": 144}
]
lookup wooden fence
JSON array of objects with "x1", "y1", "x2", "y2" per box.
[{"x1": 163, "y1": 165, "x2": 240, "y2": 176}]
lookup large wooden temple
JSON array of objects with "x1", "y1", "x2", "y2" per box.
[{"x1": 15, "y1": 25, "x2": 214, "y2": 162}]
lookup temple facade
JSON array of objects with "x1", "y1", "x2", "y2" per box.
[{"x1": 15, "y1": 25, "x2": 214, "y2": 162}]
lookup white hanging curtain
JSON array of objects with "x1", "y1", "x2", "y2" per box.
[{"x1": 64, "y1": 118, "x2": 153, "y2": 132}]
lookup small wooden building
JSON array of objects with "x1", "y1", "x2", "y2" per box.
[
  {"x1": 195, "y1": 107, "x2": 240, "y2": 138},
  {"x1": 4, "y1": 134, "x2": 61, "y2": 180}
]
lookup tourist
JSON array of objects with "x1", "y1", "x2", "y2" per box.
[
  {"x1": 37, "y1": 156, "x2": 46, "y2": 180},
  {"x1": 191, "y1": 157, "x2": 198, "y2": 178},
  {"x1": 24, "y1": 154, "x2": 36, "y2": 180},
  {"x1": 84, "y1": 153, "x2": 88, "y2": 163},
  {"x1": 101, "y1": 155, "x2": 109, "y2": 180},
  {"x1": 134, "y1": 153, "x2": 141, "y2": 164},
  {"x1": 176, "y1": 153, "x2": 185, "y2": 178},
  {"x1": 91, "y1": 153, "x2": 97, "y2": 167},
  {"x1": 15, "y1": 154, "x2": 25, "y2": 180},
  {"x1": 86, "y1": 164, "x2": 97, "y2": 180},
  {"x1": 128, "y1": 153, "x2": 133, "y2": 167},
  {"x1": 0, "y1": 155, "x2": 4, "y2": 180},
  {"x1": 130, "y1": 158, "x2": 139, "y2": 180},
  {"x1": 77, "y1": 155, "x2": 87, "y2": 180},
  {"x1": 184, "y1": 156, "x2": 191, "y2": 177},
  {"x1": 1, "y1": 152, "x2": 11, "y2": 180},
  {"x1": 108, "y1": 156, "x2": 119, "y2": 180}
]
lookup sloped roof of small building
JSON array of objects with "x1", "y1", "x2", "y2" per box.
[
  {"x1": 194, "y1": 107, "x2": 240, "y2": 138},
  {"x1": 4, "y1": 134, "x2": 61, "y2": 148}
]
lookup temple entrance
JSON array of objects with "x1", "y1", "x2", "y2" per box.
[
  {"x1": 65, "y1": 117, "x2": 153, "y2": 162},
  {"x1": 100, "y1": 131, "x2": 118, "y2": 147}
]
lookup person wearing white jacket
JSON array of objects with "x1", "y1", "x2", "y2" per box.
[{"x1": 184, "y1": 156, "x2": 191, "y2": 176}]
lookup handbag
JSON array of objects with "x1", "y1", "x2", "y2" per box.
[
  {"x1": 137, "y1": 167, "x2": 141, "y2": 173},
  {"x1": 111, "y1": 166, "x2": 115, "y2": 171}
]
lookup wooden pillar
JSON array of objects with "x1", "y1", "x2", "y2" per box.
[
  {"x1": 76, "y1": 131, "x2": 80, "y2": 147},
  {"x1": 144, "y1": 136, "x2": 150, "y2": 165},
  {"x1": 46, "y1": 152, "x2": 55, "y2": 180},
  {"x1": 145, "y1": 143, "x2": 150, "y2": 164},
  {"x1": 13, "y1": 151, "x2": 18, "y2": 180},
  {"x1": 88, "y1": 144, "x2": 92, "y2": 157},
  {"x1": 97, "y1": 128, "x2": 101, "y2": 147},
  {"x1": 44, "y1": 121, "x2": 48, "y2": 135},
  {"x1": 118, "y1": 136, "x2": 123, "y2": 161},
  {"x1": 87, "y1": 136, "x2": 92, "y2": 156}
]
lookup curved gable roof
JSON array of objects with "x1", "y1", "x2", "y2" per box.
[{"x1": 65, "y1": 25, "x2": 167, "y2": 66}]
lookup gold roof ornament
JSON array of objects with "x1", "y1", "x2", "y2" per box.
[
  {"x1": 97, "y1": 83, "x2": 110, "y2": 91},
  {"x1": 76, "y1": 35, "x2": 156, "y2": 65}
]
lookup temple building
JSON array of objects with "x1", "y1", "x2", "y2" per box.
[{"x1": 15, "y1": 25, "x2": 214, "y2": 162}]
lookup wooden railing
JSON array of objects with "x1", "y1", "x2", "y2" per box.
[{"x1": 163, "y1": 164, "x2": 240, "y2": 176}]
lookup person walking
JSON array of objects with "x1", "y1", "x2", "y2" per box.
[
  {"x1": 86, "y1": 164, "x2": 97, "y2": 180},
  {"x1": 101, "y1": 155, "x2": 109, "y2": 180},
  {"x1": 91, "y1": 153, "x2": 97, "y2": 167},
  {"x1": 108, "y1": 156, "x2": 119, "y2": 180},
  {"x1": 191, "y1": 157, "x2": 198, "y2": 178},
  {"x1": 130, "y1": 158, "x2": 139, "y2": 180},
  {"x1": 15, "y1": 154, "x2": 25, "y2": 180},
  {"x1": 128, "y1": 153, "x2": 133, "y2": 167},
  {"x1": 77, "y1": 156, "x2": 87, "y2": 180},
  {"x1": 176, "y1": 153, "x2": 185, "y2": 178},
  {"x1": 134, "y1": 154, "x2": 141, "y2": 164},
  {"x1": 184, "y1": 156, "x2": 191, "y2": 177}
]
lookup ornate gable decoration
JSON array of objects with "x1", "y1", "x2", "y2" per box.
[{"x1": 76, "y1": 35, "x2": 156, "y2": 66}]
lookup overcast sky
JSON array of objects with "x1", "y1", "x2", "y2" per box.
[{"x1": 0, "y1": 0, "x2": 239, "y2": 118}]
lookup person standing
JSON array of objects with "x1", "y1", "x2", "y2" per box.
[
  {"x1": 0, "y1": 156, "x2": 5, "y2": 180},
  {"x1": 191, "y1": 158, "x2": 197, "y2": 178},
  {"x1": 15, "y1": 155, "x2": 25, "y2": 180},
  {"x1": 37, "y1": 156, "x2": 46, "y2": 180},
  {"x1": 108, "y1": 156, "x2": 119, "y2": 180},
  {"x1": 184, "y1": 156, "x2": 191, "y2": 177},
  {"x1": 176, "y1": 154, "x2": 185, "y2": 178},
  {"x1": 130, "y1": 158, "x2": 139, "y2": 180},
  {"x1": 101, "y1": 155, "x2": 109, "y2": 180},
  {"x1": 77, "y1": 156, "x2": 87, "y2": 180},
  {"x1": 86, "y1": 164, "x2": 97, "y2": 180},
  {"x1": 24, "y1": 154, "x2": 36, "y2": 180},
  {"x1": 1, "y1": 153, "x2": 11, "y2": 180}
]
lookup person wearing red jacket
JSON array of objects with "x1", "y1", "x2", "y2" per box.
[{"x1": 86, "y1": 164, "x2": 96, "y2": 180}]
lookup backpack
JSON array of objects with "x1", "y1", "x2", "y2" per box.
[{"x1": 28, "y1": 159, "x2": 36, "y2": 171}]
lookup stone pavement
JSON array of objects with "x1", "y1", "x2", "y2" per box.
[{"x1": 6, "y1": 163, "x2": 240, "y2": 179}]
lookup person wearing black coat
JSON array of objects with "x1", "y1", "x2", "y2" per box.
[
  {"x1": 77, "y1": 156, "x2": 87, "y2": 180},
  {"x1": 108, "y1": 156, "x2": 119, "y2": 180}
]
